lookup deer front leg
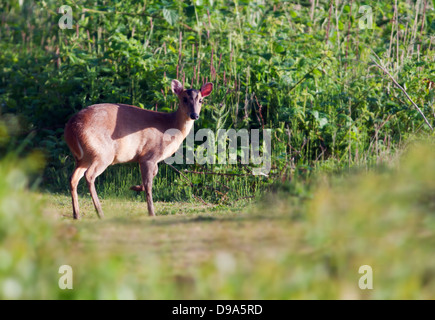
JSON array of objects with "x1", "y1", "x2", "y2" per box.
[{"x1": 139, "y1": 161, "x2": 158, "y2": 216}]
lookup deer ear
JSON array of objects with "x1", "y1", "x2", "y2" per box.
[
  {"x1": 200, "y1": 82, "x2": 213, "y2": 97},
  {"x1": 171, "y1": 79, "x2": 183, "y2": 95}
]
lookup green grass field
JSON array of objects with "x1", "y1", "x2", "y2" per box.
[
  {"x1": 20, "y1": 140, "x2": 431, "y2": 300},
  {"x1": 1, "y1": 140, "x2": 435, "y2": 299},
  {"x1": 1, "y1": 0, "x2": 434, "y2": 300}
]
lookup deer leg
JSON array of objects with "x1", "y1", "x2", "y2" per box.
[
  {"x1": 153, "y1": 164, "x2": 158, "y2": 177},
  {"x1": 130, "y1": 163, "x2": 158, "y2": 192},
  {"x1": 139, "y1": 161, "x2": 158, "y2": 216},
  {"x1": 69, "y1": 164, "x2": 87, "y2": 220},
  {"x1": 130, "y1": 184, "x2": 144, "y2": 192},
  {"x1": 85, "y1": 159, "x2": 110, "y2": 219}
]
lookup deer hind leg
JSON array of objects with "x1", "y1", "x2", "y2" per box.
[
  {"x1": 130, "y1": 164, "x2": 145, "y2": 192},
  {"x1": 84, "y1": 159, "x2": 111, "y2": 219},
  {"x1": 139, "y1": 161, "x2": 158, "y2": 216},
  {"x1": 130, "y1": 184, "x2": 144, "y2": 192},
  {"x1": 130, "y1": 163, "x2": 158, "y2": 193},
  {"x1": 70, "y1": 164, "x2": 87, "y2": 220}
]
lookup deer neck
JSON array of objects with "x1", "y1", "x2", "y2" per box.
[{"x1": 173, "y1": 107, "x2": 195, "y2": 139}]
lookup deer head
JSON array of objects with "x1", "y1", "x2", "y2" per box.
[{"x1": 171, "y1": 79, "x2": 213, "y2": 121}]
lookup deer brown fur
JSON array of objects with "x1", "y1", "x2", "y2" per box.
[{"x1": 64, "y1": 80, "x2": 213, "y2": 219}]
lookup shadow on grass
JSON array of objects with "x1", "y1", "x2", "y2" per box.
[{"x1": 101, "y1": 211, "x2": 296, "y2": 227}]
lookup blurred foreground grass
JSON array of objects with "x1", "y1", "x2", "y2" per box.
[{"x1": 1, "y1": 142, "x2": 435, "y2": 299}]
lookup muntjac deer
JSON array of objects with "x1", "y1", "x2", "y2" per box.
[{"x1": 64, "y1": 80, "x2": 213, "y2": 219}]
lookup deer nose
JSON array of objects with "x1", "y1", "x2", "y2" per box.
[{"x1": 190, "y1": 113, "x2": 199, "y2": 120}]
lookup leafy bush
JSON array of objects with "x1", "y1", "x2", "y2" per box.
[{"x1": 0, "y1": 0, "x2": 434, "y2": 200}]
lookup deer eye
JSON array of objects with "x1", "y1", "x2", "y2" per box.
[
  {"x1": 183, "y1": 97, "x2": 188, "y2": 103},
  {"x1": 199, "y1": 99, "x2": 203, "y2": 104}
]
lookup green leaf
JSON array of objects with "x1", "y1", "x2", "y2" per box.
[
  {"x1": 168, "y1": 45, "x2": 177, "y2": 53},
  {"x1": 289, "y1": 10, "x2": 298, "y2": 18},
  {"x1": 163, "y1": 9, "x2": 178, "y2": 26},
  {"x1": 274, "y1": 43, "x2": 285, "y2": 54},
  {"x1": 261, "y1": 53, "x2": 272, "y2": 60},
  {"x1": 312, "y1": 68, "x2": 322, "y2": 77},
  {"x1": 185, "y1": 5, "x2": 195, "y2": 17},
  {"x1": 318, "y1": 118, "x2": 328, "y2": 129}
]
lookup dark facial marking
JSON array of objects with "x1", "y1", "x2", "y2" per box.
[{"x1": 186, "y1": 89, "x2": 199, "y2": 98}]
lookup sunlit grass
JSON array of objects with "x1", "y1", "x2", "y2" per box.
[{"x1": 2, "y1": 141, "x2": 435, "y2": 299}]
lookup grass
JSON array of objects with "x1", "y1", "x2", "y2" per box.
[
  {"x1": 47, "y1": 194, "x2": 269, "y2": 271},
  {"x1": 2, "y1": 138, "x2": 435, "y2": 299},
  {"x1": 1, "y1": 0, "x2": 434, "y2": 300},
  {"x1": 46, "y1": 195, "x2": 315, "y2": 299},
  {"x1": 39, "y1": 140, "x2": 435, "y2": 299}
]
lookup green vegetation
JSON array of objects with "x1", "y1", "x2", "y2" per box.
[
  {"x1": 1, "y1": 0, "x2": 434, "y2": 200},
  {"x1": 2, "y1": 140, "x2": 435, "y2": 299},
  {"x1": 0, "y1": 0, "x2": 434, "y2": 299}
]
